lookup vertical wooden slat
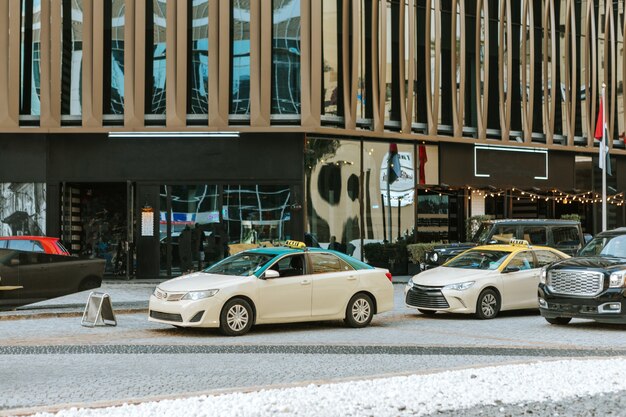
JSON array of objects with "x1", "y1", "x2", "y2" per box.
[
  {"x1": 250, "y1": 0, "x2": 268, "y2": 126},
  {"x1": 260, "y1": 1, "x2": 272, "y2": 124},
  {"x1": 82, "y1": 0, "x2": 95, "y2": 126},
  {"x1": 8, "y1": 0, "x2": 21, "y2": 125},
  {"x1": 451, "y1": 0, "x2": 465, "y2": 138},
  {"x1": 374, "y1": 0, "x2": 383, "y2": 132},
  {"x1": 134, "y1": 0, "x2": 146, "y2": 126},
  {"x1": 498, "y1": 2, "x2": 512, "y2": 141},
  {"x1": 175, "y1": 0, "x2": 187, "y2": 126},
  {"x1": 208, "y1": 0, "x2": 220, "y2": 126},
  {"x1": 49, "y1": 0, "x2": 61, "y2": 126},
  {"x1": 563, "y1": 0, "x2": 576, "y2": 146},
  {"x1": 309, "y1": 0, "x2": 322, "y2": 127},
  {"x1": 341, "y1": 0, "x2": 354, "y2": 129},
  {"x1": 0, "y1": 1, "x2": 14, "y2": 127},
  {"x1": 425, "y1": 0, "x2": 441, "y2": 136},
  {"x1": 475, "y1": 0, "x2": 489, "y2": 139},
  {"x1": 521, "y1": 0, "x2": 535, "y2": 143},
  {"x1": 92, "y1": 0, "x2": 104, "y2": 126},
  {"x1": 406, "y1": 0, "x2": 415, "y2": 132},
  {"x1": 542, "y1": 0, "x2": 556, "y2": 145},
  {"x1": 39, "y1": 0, "x2": 52, "y2": 126},
  {"x1": 165, "y1": 0, "x2": 178, "y2": 127},
  {"x1": 398, "y1": 1, "x2": 407, "y2": 133},
  {"x1": 300, "y1": 0, "x2": 312, "y2": 127},
  {"x1": 217, "y1": 0, "x2": 230, "y2": 126},
  {"x1": 124, "y1": 0, "x2": 139, "y2": 127}
]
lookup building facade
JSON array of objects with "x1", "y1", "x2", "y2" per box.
[{"x1": 1, "y1": 1, "x2": 625, "y2": 278}]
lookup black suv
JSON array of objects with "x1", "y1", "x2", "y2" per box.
[
  {"x1": 539, "y1": 227, "x2": 626, "y2": 325},
  {"x1": 423, "y1": 219, "x2": 585, "y2": 270}
]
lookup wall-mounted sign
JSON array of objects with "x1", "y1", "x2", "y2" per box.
[
  {"x1": 474, "y1": 145, "x2": 548, "y2": 181},
  {"x1": 141, "y1": 206, "x2": 154, "y2": 237}
]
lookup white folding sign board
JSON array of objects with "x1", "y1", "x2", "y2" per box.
[{"x1": 81, "y1": 292, "x2": 117, "y2": 327}]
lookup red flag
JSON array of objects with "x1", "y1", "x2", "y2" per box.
[
  {"x1": 594, "y1": 98, "x2": 604, "y2": 140},
  {"x1": 418, "y1": 145, "x2": 428, "y2": 184}
]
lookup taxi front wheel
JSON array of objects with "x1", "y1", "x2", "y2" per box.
[
  {"x1": 344, "y1": 293, "x2": 373, "y2": 328},
  {"x1": 475, "y1": 289, "x2": 500, "y2": 319},
  {"x1": 220, "y1": 298, "x2": 254, "y2": 336}
]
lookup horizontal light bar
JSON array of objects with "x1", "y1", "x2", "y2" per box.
[{"x1": 108, "y1": 131, "x2": 240, "y2": 139}]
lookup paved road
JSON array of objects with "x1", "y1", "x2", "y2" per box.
[{"x1": 2, "y1": 284, "x2": 626, "y2": 415}]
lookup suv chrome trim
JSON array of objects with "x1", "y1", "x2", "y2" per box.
[{"x1": 547, "y1": 270, "x2": 604, "y2": 297}]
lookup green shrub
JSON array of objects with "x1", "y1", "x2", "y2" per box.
[
  {"x1": 560, "y1": 214, "x2": 581, "y2": 222},
  {"x1": 406, "y1": 243, "x2": 439, "y2": 264},
  {"x1": 363, "y1": 240, "x2": 408, "y2": 275}
]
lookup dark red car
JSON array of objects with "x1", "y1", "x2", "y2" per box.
[{"x1": 0, "y1": 236, "x2": 70, "y2": 256}]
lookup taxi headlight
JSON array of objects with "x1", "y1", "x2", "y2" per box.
[
  {"x1": 406, "y1": 279, "x2": 415, "y2": 288},
  {"x1": 181, "y1": 289, "x2": 219, "y2": 301},
  {"x1": 609, "y1": 271, "x2": 626, "y2": 288},
  {"x1": 539, "y1": 267, "x2": 548, "y2": 285},
  {"x1": 443, "y1": 281, "x2": 475, "y2": 291}
]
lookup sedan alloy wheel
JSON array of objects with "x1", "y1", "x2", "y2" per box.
[
  {"x1": 345, "y1": 293, "x2": 374, "y2": 328},
  {"x1": 220, "y1": 298, "x2": 254, "y2": 336},
  {"x1": 475, "y1": 289, "x2": 500, "y2": 320}
]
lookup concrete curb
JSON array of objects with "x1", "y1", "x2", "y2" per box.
[{"x1": 0, "y1": 306, "x2": 147, "y2": 321}]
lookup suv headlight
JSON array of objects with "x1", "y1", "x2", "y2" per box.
[
  {"x1": 443, "y1": 281, "x2": 475, "y2": 291},
  {"x1": 609, "y1": 271, "x2": 626, "y2": 288},
  {"x1": 430, "y1": 252, "x2": 439, "y2": 263},
  {"x1": 539, "y1": 267, "x2": 548, "y2": 284},
  {"x1": 181, "y1": 289, "x2": 219, "y2": 300}
]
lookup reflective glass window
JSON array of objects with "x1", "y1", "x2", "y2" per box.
[
  {"x1": 104, "y1": 0, "x2": 125, "y2": 115},
  {"x1": 535, "y1": 250, "x2": 561, "y2": 267},
  {"x1": 322, "y1": 0, "x2": 342, "y2": 118},
  {"x1": 61, "y1": 0, "x2": 83, "y2": 116},
  {"x1": 188, "y1": 0, "x2": 209, "y2": 116},
  {"x1": 306, "y1": 138, "x2": 361, "y2": 257},
  {"x1": 0, "y1": 183, "x2": 47, "y2": 237},
  {"x1": 272, "y1": 0, "x2": 301, "y2": 115},
  {"x1": 383, "y1": 0, "x2": 400, "y2": 124},
  {"x1": 231, "y1": 0, "x2": 251, "y2": 115},
  {"x1": 20, "y1": 0, "x2": 41, "y2": 117},
  {"x1": 146, "y1": 0, "x2": 167, "y2": 115},
  {"x1": 357, "y1": 0, "x2": 373, "y2": 122}
]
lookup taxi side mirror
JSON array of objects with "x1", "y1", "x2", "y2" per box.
[
  {"x1": 503, "y1": 266, "x2": 520, "y2": 273},
  {"x1": 263, "y1": 269, "x2": 280, "y2": 279}
]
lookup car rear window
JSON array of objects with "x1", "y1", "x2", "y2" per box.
[
  {"x1": 7, "y1": 239, "x2": 33, "y2": 251},
  {"x1": 310, "y1": 253, "x2": 354, "y2": 274}
]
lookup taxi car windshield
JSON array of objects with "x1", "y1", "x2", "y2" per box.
[
  {"x1": 445, "y1": 250, "x2": 510, "y2": 270},
  {"x1": 203, "y1": 252, "x2": 276, "y2": 276},
  {"x1": 579, "y1": 234, "x2": 626, "y2": 258}
]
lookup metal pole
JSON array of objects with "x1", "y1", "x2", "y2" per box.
[{"x1": 602, "y1": 83, "x2": 607, "y2": 232}]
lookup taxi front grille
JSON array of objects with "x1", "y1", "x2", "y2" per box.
[
  {"x1": 149, "y1": 310, "x2": 183, "y2": 322},
  {"x1": 406, "y1": 286, "x2": 450, "y2": 309},
  {"x1": 548, "y1": 270, "x2": 604, "y2": 297}
]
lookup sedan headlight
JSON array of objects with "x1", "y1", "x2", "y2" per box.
[
  {"x1": 406, "y1": 279, "x2": 415, "y2": 288},
  {"x1": 443, "y1": 281, "x2": 475, "y2": 291},
  {"x1": 181, "y1": 289, "x2": 219, "y2": 301},
  {"x1": 609, "y1": 271, "x2": 626, "y2": 288},
  {"x1": 539, "y1": 267, "x2": 548, "y2": 284}
]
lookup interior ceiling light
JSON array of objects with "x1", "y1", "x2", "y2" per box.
[{"x1": 108, "y1": 131, "x2": 240, "y2": 139}]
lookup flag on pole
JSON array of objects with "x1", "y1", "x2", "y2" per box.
[
  {"x1": 594, "y1": 97, "x2": 612, "y2": 176},
  {"x1": 387, "y1": 143, "x2": 401, "y2": 184},
  {"x1": 418, "y1": 144, "x2": 428, "y2": 185}
]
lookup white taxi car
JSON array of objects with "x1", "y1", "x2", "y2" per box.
[
  {"x1": 149, "y1": 241, "x2": 394, "y2": 335},
  {"x1": 405, "y1": 240, "x2": 569, "y2": 319}
]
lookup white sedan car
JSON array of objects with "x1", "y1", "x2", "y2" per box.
[
  {"x1": 405, "y1": 241, "x2": 569, "y2": 319},
  {"x1": 149, "y1": 244, "x2": 394, "y2": 335}
]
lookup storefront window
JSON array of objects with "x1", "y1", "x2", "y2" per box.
[
  {"x1": 145, "y1": 0, "x2": 167, "y2": 115},
  {"x1": 306, "y1": 138, "x2": 361, "y2": 257},
  {"x1": 104, "y1": 0, "x2": 125, "y2": 115},
  {"x1": 20, "y1": 0, "x2": 41, "y2": 118},
  {"x1": 188, "y1": 0, "x2": 209, "y2": 116},
  {"x1": 223, "y1": 185, "x2": 292, "y2": 247},
  {"x1": 61, "y1": 0, "x2": 83, "y2": 117},
  {"x1": 231, "y1": 0, "x2": 251, "y2": 116},
  {"x1": 272, "y1": 0, "x2": 301, "y2": 115},
  {"x1": 322, "y1": 0, "x2": 342, "y2": 118},
  {"x1": 357, "y1": 0, "x2": 373, "y2": 122},
  {"x1": 362, "y1": 141, "x2": 414, "y2": 245},
  {"x1": 159, "y1": 185, "x2": 220, "y2": 276},
  {"x1": 0, "y1": 183, "x2": 46, "y2": 236}
]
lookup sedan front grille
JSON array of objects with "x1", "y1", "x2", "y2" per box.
[
  {"x1": 149, "y1": 310, "x2": 183, "y2": 322},
  {"x1": 548, "y1": 270, "x2": 604, "y2": 297},
  {"x1": 406, "y1": 285, "x2": 450, "y2": 309}
]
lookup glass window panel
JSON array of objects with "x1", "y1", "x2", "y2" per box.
[
  {"x1": 223, "y1": 185, "x2": 292, "y2": 245},
  {"x1": 20, "y1": 0, "x2": 41, "y2": 117},
  {"x1": 146, "y1": 0, "x2": 167, "y2": 115},
  {"x1": 357, "y1": 0, "x2": 372, "y2": 122},
  {"x1": 272, "y1": 0, "x2": 301, "y2": 115},
  {"x1": 189, "y1": 0, "x2": 209, "y2": 115},
  {"x1": 60, "y1": 0, "x2": 83, "y2": 116},
  {"x1": 104, "y1": 0, "x2": 125, "y2": 115},
  {"x1": 306, "y1": 138, "x2": 361, "y2": 257},
  {"x1": 0, "y1": 183, "x2": 47, "y2": 236},
  {"x1": 363, "y1": 141, "x2": 414, "y2": 244},
  {"x1": 231, "y1": 0, "x2": 251, "y2": 115},
  {"x1": 322, "y1": 0, "x2": 342, "y2": 117}
]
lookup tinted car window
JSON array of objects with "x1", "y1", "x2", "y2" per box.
[
  {"x1": 580, "y1": 234, "x2": 626, "y2": 258},
  {"x1": 552, "y1": 226, "x2": 580, "y2": 248},
  {"x1": 8, "y1": 240, "x2": 33, "y2": 251},
  {"x1": 535, "y1": 250, "x2": 562, "y2": 267},
  {"x1": 491, "y1": 226, "x2": 518, "y2": 243},
  {"x1": 310, "y1": 253, "x2": 353, "y2": 274},
  {"x1": 268, "y1": 254, "x2": 305, "y2": 277},
  {"x1": 521, "y1": 227, "x2": 547, "y2": 245},
  {"x1": 507, "y1": 251, "x2": 535, "y2": 270},
  {"x1": 0, "y1": 240, "x2": 6, "y2": 249}
]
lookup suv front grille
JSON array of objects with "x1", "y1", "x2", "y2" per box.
[
  {"x1": 406, "y1": 285, "x2": 450, "y2": 309},
  {"x1": 548, "y1": 270, "x2": 604, "y2": 296}
]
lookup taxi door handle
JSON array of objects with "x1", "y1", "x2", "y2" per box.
[
  {"x1": 300, "y1": 279, "x2": 311, "y2": 285},
  {"x1": 347, "y1": 276, "x2": 357, "y2": 281}
]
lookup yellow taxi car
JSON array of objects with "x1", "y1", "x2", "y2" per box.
[
  {"x1": 405, "y1": 240, "x2": 569, "y2": 319},
  {"x1": 149, "y1": 241, "x2": 394, "y2": 336}
]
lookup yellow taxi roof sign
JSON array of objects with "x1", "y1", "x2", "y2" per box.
[
  {"x1": 284, "y1": 240, "x2": 307, "y2": 250},
  {"x1": 509, "y1": 238, "x2": 530, "y2": 247}
]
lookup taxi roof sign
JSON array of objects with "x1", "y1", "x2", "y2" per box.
[
  {"x1": 284, "y1": 240, "x2": 307, "y2": 250},
  {"x1": 509, "y1": 238, "x2": 531, "y2": 247}
]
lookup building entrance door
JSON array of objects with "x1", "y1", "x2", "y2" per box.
[{"x1": 60, "y1": 182, "x2": 134, "y2": 278}]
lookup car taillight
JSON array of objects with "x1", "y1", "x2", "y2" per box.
[{"x1": 385, "y1": 272, "x2": 393, "y2": 282}]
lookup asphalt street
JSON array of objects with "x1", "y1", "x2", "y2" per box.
[{"x1": 2, "y1": 281, "x2": 626, "y2": 415}]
